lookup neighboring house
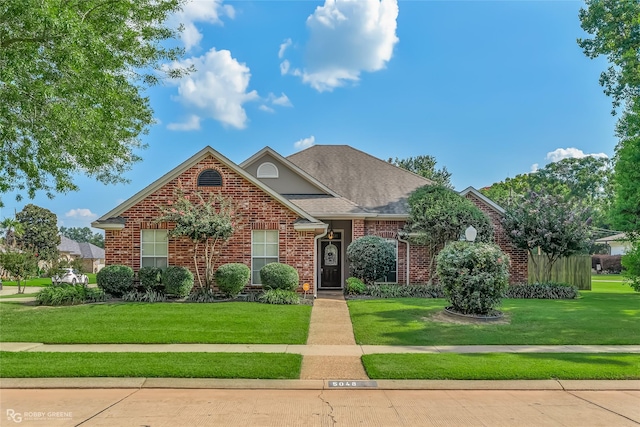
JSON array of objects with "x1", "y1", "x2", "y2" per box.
[
  {"x1": 58, "y1": 236, "x2": 105, "y2": 273},
  {"x1": 595, "y1": 233, "x2": 632, "y2": 256},
  {"x1": 92, "y1": 145, "x2": 528, "y2": 295}
]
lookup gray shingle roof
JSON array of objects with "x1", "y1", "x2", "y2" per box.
[
  {"x1": 284, "y1": 195, "x2": 371, "y2": 216},
  {"x1": 58, "y1": 236, "x2": 105, "y2": 260},
  {"x1": 287, "y1": 145, "x2": 433, "y2": 215}
]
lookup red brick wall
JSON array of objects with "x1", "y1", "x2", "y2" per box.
[
  {"x1": 104, "y1": 155, "x2": 317, "y2": 292},
  {"x1": 465, "y1": 192, "x2": 528, "y2": 284}
]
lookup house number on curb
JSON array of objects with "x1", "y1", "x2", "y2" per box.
[{"x1": 329, "y1": 381, "x2": 378, "y2": 388}]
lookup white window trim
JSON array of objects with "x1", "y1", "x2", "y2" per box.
[
  {"x1": 251, "y1": 230, "x2": 279, "y2": 285},
  {"x1": 141, "y1": 229, "x2": 168, "y2": 268},
  {"x1": 257, "y1": 162, "x2": 279, "y2": 178}
]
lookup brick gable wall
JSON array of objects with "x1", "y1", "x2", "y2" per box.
[
  {"x1": 464, "y1": 193, "x2": 528, "y2": 284},
  {"x1": 104, "y1": 155, "x2": 316, "y2": 292}
]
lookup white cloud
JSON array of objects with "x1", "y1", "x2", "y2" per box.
[
  {"x1": 167, "y1": 114, "x2": 201, "y2": 131},
  {"x1": 166, "y1": 48, "x2": 259, "y2": 129},
  {"x1": 545, "y1": 148, "x2": 609, "y2": 163},
  {"x1": 278, "y1": 38, "x2": 292, "y2": 59},
  {"x1": 294, "y1": 136, "x2": 315, "y2": 150},
  {"x1": 269, "y1": 93, "x2": 293, "y2": 107},
  {"x1": 259, "y1": 105, "x2": 275, "y2": 113},
  {"x1": 530, "y1": 163, "x2": 539, "y2": 173},
  {"x1": 280, "y1": 59, "x2": 291, "y2": 75},
  {"x1": 283, "y1": 0, "x2": 399, "y2": 92},
  {"x1": 171, "y1": 1, "x2": 235, "y2": 51},
  {"x1": 65, "y1": 209, "x2": 98, "y2": 220}
]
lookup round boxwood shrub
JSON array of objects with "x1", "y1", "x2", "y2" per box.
[
  {"x1": 162, "y1": 266, "x2": 194, "y2": 297},
  {"x1": 96, "y1": 265, "x2": 134, "y2": 297},
  {"x1": 215, "y1": 263, "x2": 250, "y2": 298},
  {"x1": 259, "y1": 263, "x2": 299, "y2": 291},
  {"x1": 436, "y1": 241, "x2": 510, "y2": 316},
  {"x1": 347, "y1": 235, "x2": 396, "y2": 284},
  {"x1": 138, "y1": 266, "x2": 164, "y2": 292}
]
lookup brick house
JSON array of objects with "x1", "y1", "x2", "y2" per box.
[{"x1": 92, "y1": 145, "x2": 527, "y2": 295}]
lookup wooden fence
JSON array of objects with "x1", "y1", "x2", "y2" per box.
[{"x1": 528, "y1": 254, "x2": 592, "y2": 290}]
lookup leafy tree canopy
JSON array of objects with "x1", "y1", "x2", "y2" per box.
[
  {"x1": 407, "y1": 185, "x2": 493, "y2": 282},
  {"x1": 15, "y1": 204, "x2": 60, "y2": 262},
  {"x1": 389, "y1": 155, "x2": 453, "y2": 188},
  {"x1": 59, "y1": 226, "x2": 104, "y2": 248},
  {"x1": 0, "y1": 249, "x2": 38, "y2": 293},
  {"x1": 502, "y1": 192, "x2": 592, "y2": 283},
  {"x1": 0, "y1": 0, "x2": 188, "y2": 206}
]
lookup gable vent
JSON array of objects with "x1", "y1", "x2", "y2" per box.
[{"x1": 198, "y1": 169, "x2": 222, "y2": 187}]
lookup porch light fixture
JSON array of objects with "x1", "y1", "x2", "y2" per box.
[
  {"x1": 327, "y1": 222, "x2": 335, "y2": 240},
  {"x1": 465, "y1": 225, "x2": 477, "y2": 242}
]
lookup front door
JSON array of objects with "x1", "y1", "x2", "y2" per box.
[{"x1": 320, "y1": 239, "x2": 342, "y2": 288}]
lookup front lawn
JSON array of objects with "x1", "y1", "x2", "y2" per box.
[
  {"x1": 1, "y1": 273, "x2": 97, "y2": 287},
  {"x1": 362, "y1": 353, "x2": 640, "y2": 380},
  {"x1": 0, "y1": 302, "x2": 311, "y2": 344},
  {"x1": 0, "y1": 352, "x2": 301, "y2": 379},
  {"x1": 348, "y1": 286, "x2": 640, "y2": 345}
]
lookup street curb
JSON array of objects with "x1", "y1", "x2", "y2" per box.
[{"x1": 1, "y1": 378, "x2": 639, "y2": 391}]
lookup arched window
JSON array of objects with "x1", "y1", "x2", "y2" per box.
[
  {"x1": 197, "y1": 169, "x2": 222, "y2": 187},
  {"x1": 257, "y1": 162, "x2": 279, "y2": 178}
]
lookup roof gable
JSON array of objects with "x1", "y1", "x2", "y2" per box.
[
  {"x1": 459, "y1": 186, "x2": 505, "y2": 214},
  {"x1": 93, "y1": 146, "x2": 321, "y2": 227}
]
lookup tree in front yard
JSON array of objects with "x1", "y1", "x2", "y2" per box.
[
  {"x1": 15, "y1": 204, "x2": 60, "y2": 265},
  {"x1": 155, "y1": 191, "x2": 239, "y2": 288},
  {"x1": 0, "y1": 250, "x2": 38, "y2": 294},
  {"x1": 502, "y1": 192, "x2": 592, "y2": 283},
  {"x1": 347, "y1": 236, "x2": 396, "y2": 285},
  {"x1": 406, "y1": 185, "x2": 493, "y2": 283}
]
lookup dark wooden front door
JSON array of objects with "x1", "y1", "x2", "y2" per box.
[{"x1": 321, "y1": 240, "x2": 341, "y2": 288}]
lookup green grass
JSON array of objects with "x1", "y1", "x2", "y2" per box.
[
  {"x1": 590, "y1": 274, "x2": 632, "y2": 293},
  {"x1": 0, "y1": 302, "x2": 311, "y2": 344},
  {"x1": 0, "y1": 352, "x2": 301, "y2": 378},
  {"x1": 348, "y1": 283, "x2": 640, "y2": 345},
  {"x1": 362, "y1": 353, "x2": 640, "y2": 380}
]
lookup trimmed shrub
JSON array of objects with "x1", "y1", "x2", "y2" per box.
[
  {"x1": 345, "y1": 277, "x2": 366, "y2": 295},
  {"x1": 592, "y1": 255, "x2": 623, "y2": 274},
  {"x1": 259, "y1": 289, "x2": 301, "y2": 305},
  {"x1": 347, "y1": 236, "x2": 396, "y2": 284},
  {"x1": 162, "y1": 266, "x2": 194, "y2": 297},
  {"x1": 138, "y1": 266, "x2": 164, "y2": 292},
  {"x1": 436, "y1": 241, "x2": 510, "y2": 315},
  {"x1": 215, "y1": 263, "x2": 250, "y2": 298},
  {"x1": 96, "y1": 265, "x2": 134, "y2": 297},
  {"x1": 505, "y1": 282, "x2": 579, "y2": 299},
  {"x1": 260, "y1": 263, "x2": 299, "y2": 291}
]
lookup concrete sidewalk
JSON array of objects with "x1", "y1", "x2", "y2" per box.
[{"x1": 2, "y1": 342, "x2": 640, "y2": 354}]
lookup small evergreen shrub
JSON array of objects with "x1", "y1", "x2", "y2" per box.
[
  {"x1": 186, "y1": 287, "x2": 219, "y2": 303},
  {"x1": 259, "y1": 289, "x2": 301, "y2": 305},
  {"x1": 437, "y1": 241, "x2": 510, "y2": 315},
  {"x1": 122, "y1": 289, "x2": 167, "y2": 302},
  {"x1": 345, "y1": 277, "x2": 366, "y2": 295},
  {"x1": 162, "y1": 266, "x2": 194, "y2": 297},
  {"x1": 215, "y1": 263, "x2": 250, "y2": 298},
  {"x1": 138, "y1": 266, "x2": 164, "y2": 292},
  {"x1": 84, "y1": 287, "x2": 107, "y2": 303},
  {"x1": 347, "y1": 236, "x2": 396, "y2": 284},
  {"x1": 505, "y1": 282, "x2": 579, "y2": 299},
  {"x1": 96, "y1": 265, "x2": 134, "y2": 297},
  {"x1": 260, "y1": 263, "x2": 299, "y2": 291}
]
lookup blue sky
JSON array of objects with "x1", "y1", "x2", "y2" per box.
[{"x1": 2, "y1": 0, "x2": 618, "y2": 231}]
